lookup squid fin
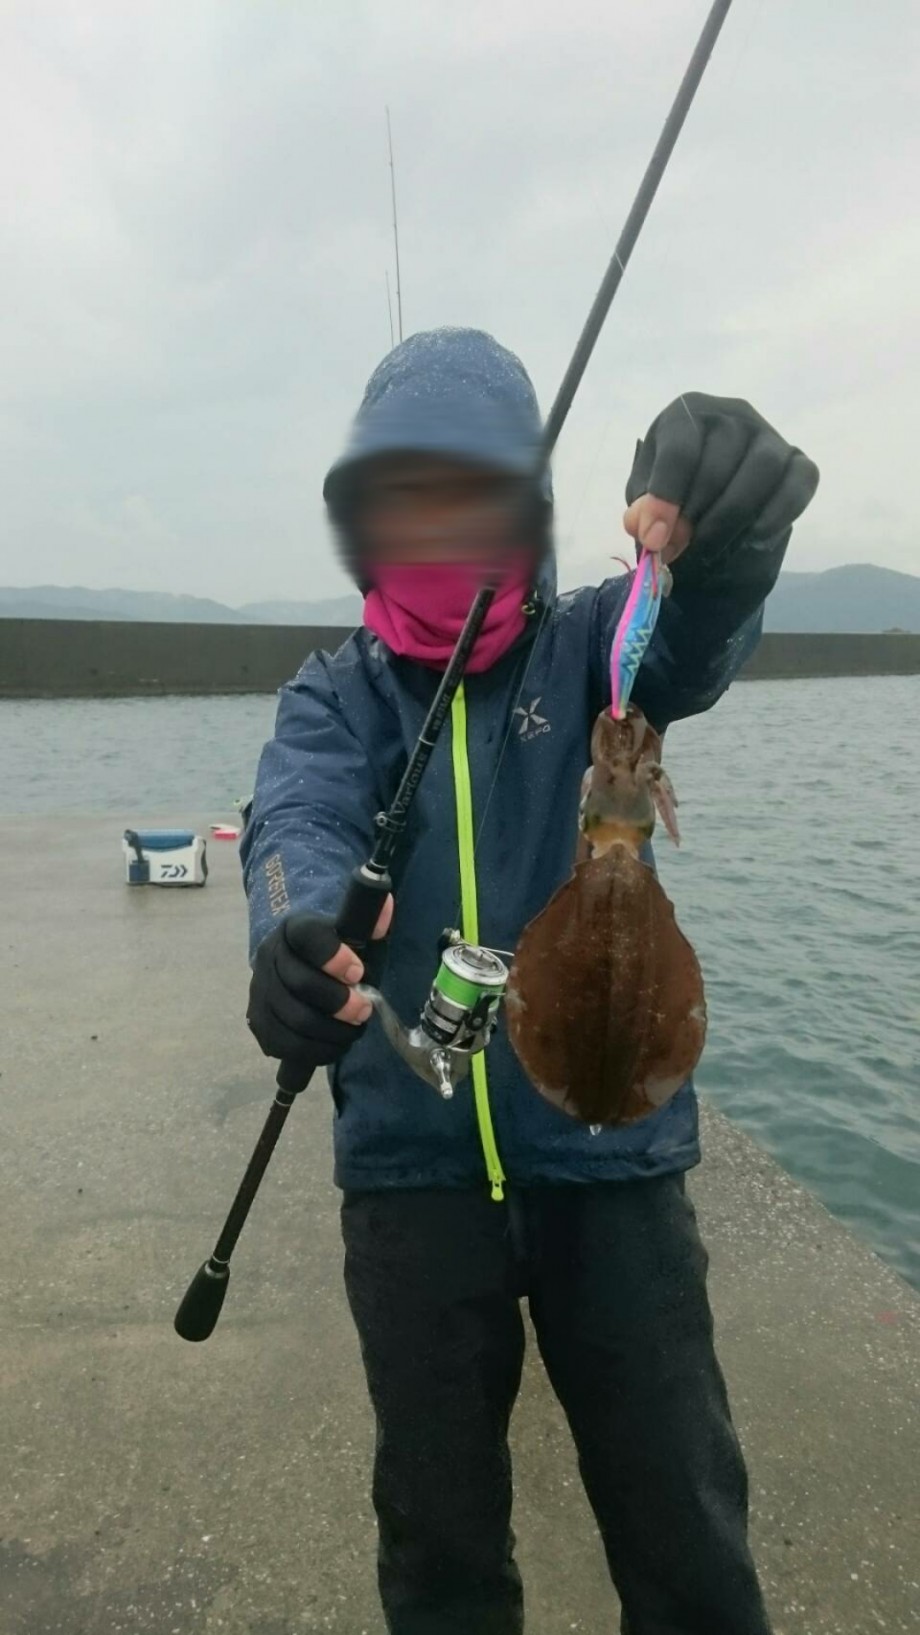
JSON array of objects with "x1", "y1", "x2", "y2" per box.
[{"x1": 651, "y1": 767, "x2": 680, "y2": 846}]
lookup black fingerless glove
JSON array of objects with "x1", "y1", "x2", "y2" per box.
[
  {"x1": 246, "y1": 912, "x2": 367, "y2": 1068},
  {"x1": 626, "y1": 392, "x2": 819, "y2": 585}
]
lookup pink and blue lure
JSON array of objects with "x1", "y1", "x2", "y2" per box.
[
  {"x1": 588, "y1": 547, "x2": 667, "y2": 1139},
  {"x1": 609, "y1": 549, "x2": 668, "y2": 719}
]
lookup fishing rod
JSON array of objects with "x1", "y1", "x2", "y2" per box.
[{"x1": 174, "y1": 0, "x2": 734, "y2": 1343}]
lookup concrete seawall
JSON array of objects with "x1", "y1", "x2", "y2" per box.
[
  {"x1": 2, "y1": 617, "x2": 919, "y2": 697},
  {"x1": 0, "y1": 618, "x2": 354, "y2": 698}
]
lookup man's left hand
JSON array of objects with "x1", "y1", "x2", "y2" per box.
[{"x1": 623, "y1": 393, "x2": 819, "y2": 566}]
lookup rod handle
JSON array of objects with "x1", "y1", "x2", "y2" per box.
[
  {"x1": 275, "y1": 865, "x2": 393, "y2": 1097},
  {"x1": 336, "y1": 864, "x2": 394, "y2": 946},
  {"x1": 173, "y1": 1258, "x2": 229, "y2": 1342}
]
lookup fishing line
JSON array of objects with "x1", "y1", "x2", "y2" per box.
[
  {"x1": 557, "y1": 263, "x2": 640, "y2": 556},
  {"x1": 385, "y1": 270, "x2": 395, "y2": 348},
  {"x1": 722, "y1": 0, "x2": 767, "y2": 98},
  {"x1": 386, "y1": 107, "x2": 404, "y2": 342},
  {"x1": 453, "y1": 0, "x2": 737, "y2": 914},
  {"x1": 468, "y1": 591, "x2": 554, "y2": 860}
]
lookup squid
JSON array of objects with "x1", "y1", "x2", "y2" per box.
[{"x1": 506, "y1": 555, "x2": 706, "y2": 1126}]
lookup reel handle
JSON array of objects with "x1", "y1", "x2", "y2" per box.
[{"x1": 275, "y1": 864, "x2": 393, "y2": 1096}]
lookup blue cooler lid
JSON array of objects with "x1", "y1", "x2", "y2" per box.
[{"x1": 126, "y1": 829, "x2": 197, "y2": 851}]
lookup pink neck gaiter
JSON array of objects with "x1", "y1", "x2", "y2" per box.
[{"x1": 363, "y1": 558, "x2": 533, "y2": 673}]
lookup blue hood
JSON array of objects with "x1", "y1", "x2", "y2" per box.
[{"x1": 323, "y1": 327, "x2": 553, "y2": 519}]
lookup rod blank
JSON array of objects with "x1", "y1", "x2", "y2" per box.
[{"x1": 540, "y1": 0, "x2": 733, "y2": 467}]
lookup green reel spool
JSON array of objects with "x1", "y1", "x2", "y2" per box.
[{"x1": 421, "y1": 940, "x2": 509, "y2": 1053}]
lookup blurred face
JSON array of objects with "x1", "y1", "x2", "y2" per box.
[{"x1": 357, "y1": 455, "x2": 531, "y2": 567}]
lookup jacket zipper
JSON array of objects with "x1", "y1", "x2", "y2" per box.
[{"x1": 450, "y1": 684, "x2": 506, "y2": 1202}]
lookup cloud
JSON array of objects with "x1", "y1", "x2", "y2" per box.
[{"x1": 0, "y1": 0, "x2": 917, "y2": 601}]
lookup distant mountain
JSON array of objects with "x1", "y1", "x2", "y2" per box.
[
  {"x1": 0, "y1": 565, "x2": 917, "y2": 631},
  {"x1": 556, "y1": 561, "x2": 919, "y2": 633},
  {"x1": 760, "y1": 564, "x2": 920, "y2": 633},
  {"x1": 0, "y1": 584, "x2": 360, "y2": 626},
  {"x1": 237, "y1": 594, "x2": 362, "y2": 625},
  {"x1": 0, "y1": 584, "x2": 250, "y2": 623},
  {"x1": 0, "y1": 595, "x2": 124, "y2": 621}
]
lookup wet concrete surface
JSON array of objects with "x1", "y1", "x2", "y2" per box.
[{"x1": 1, "y1": 818, "x2": 918, "y2": 1634}]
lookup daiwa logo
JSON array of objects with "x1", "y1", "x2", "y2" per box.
[{"x1": 514, "y1": 697, "x2": 551, "y2": 742}]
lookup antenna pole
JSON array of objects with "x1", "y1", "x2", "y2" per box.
[{"x1": 386, "y1": 106, "x2": 404, "y2": 342}]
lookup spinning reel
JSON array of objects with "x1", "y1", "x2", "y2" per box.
[{"x1": 359, "y1": 931, "x2": 510, "y2": 1098}]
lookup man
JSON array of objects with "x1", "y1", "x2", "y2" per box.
[{"x1": 242, "y1": 326, "x2": 818, "y2": 1633}]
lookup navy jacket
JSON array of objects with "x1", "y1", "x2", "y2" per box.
[{"x1": 241, "y1": 330, "x2": 790, "y2": 1195}]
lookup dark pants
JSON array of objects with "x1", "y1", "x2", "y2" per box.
[{"x1": 341, "y1": 1177, "x2": 772, "y2": 1635}]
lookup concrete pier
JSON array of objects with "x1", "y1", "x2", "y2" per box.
[{"x1": 1, "y1": 818, "x2": 918, "y2": 1634}]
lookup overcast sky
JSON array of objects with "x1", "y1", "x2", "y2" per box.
[{"x1": 1, "y1": 0, "x2": 917, "y2": 605}]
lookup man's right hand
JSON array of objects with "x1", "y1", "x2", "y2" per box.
[{"x1": 246, "y1": 899, "x2": 392, "y2": 1067}]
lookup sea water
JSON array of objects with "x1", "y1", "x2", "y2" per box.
[{"x1": 2, "y1": 676, "x2": 917, "y2": 1287}]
